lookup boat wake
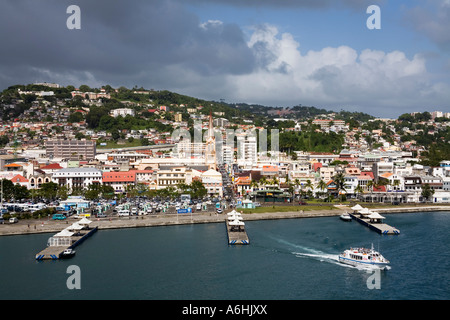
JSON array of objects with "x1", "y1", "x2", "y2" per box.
[
  {"x1": 271, "y1": 237, "x2": 391, "y2": 270},
  {"x1": 292, "y1": 251, "x2": 343, "y2": 267}
]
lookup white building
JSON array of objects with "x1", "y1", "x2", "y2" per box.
[
  {"x1": 52, "y1": 168, "x2": 102, "y2": 191},
  {"x1": 110, "y1": 108, "x2": 135, "y2": 118},
  {"x1": 432, "y1": 191, "x2": 450, "y2": 203},
  {"x1": 201, "y1": 169, "x2": 223, "y2": 197},
  {"x1": 343, "y1": 176, "x2": 359, "y2": 196},
  {"x1": 236, "y1": 133, "x2": 257, "y2": 168}
]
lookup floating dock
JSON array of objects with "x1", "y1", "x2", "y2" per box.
[
  {"x1": 226, "y1": 210, "x2": 249, "y2": 245},
  {"x1": 35, "y1": 225, "x2": 98, "y2": 260},
  {"x1": 349, "y1": 213, "x2": 400, "y2": 235}
]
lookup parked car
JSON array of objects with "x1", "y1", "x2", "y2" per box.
[
  {"x1": 118, "y1": 210, "x2": 130, "y2": 217},
  {"x1": 52, "y1": 213, "x2": 67, "y2": 220},
  {"x1": 9, "y1": 217, "x2": 18, "y2": 224}
]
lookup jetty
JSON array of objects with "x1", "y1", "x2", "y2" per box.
[
  {"x1": 226, "y1": 210, "x2": 249, "y2": 245},
  {"x1": 348, "y1": 205, "x2": 400, "y2": 235},
  {"x1": 35, "y1": 217, "x2": 98, "y2": 260}
]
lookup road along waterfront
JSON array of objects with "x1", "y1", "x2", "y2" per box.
[{"x1": 1, "y1": 205, "x2": 450, "y2": 236}]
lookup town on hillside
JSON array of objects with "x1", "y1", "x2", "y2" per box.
[{"x1": 0, "y1": 82, "x2": 449, "y2": 220}]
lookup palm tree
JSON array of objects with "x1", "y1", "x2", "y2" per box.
[
  {"x1": 354, "y1": 185, "x2": 364, "y2": 201},
  {"x1": 259, "y1": 176, "x2": 268, "y2": 190},
  {"x1": 367, "y1": 180, "x2": 374, "y2": 202},
  {"x1": 294, "y1": 178, "x2": 301, "y2": 200},
  {"x1": 271, "y1": 176, "x2": 279, "y2": 189},
  {"x1": 305, "y1": 179, "x2": 314, "y2": 193},
  {"x1": 317, "y1": 179, "x2": 328, "y2": 199},
  {"x1": 333, "y1": 172, "x2": 346, "y2": 201}
]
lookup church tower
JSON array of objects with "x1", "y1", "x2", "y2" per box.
[{"x1": 205, "y1": 110, "x2": 217, "y2": 170}]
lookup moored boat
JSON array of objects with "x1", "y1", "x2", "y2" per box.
[
  {"x1": 61, "y1": 248, "x2": 76, "y2": 258},
  {"x1": 340, "y1": 213, "x2": 352, "y2": 221},
  {"x1": 339, "y1": 244, "x2": 389, "y2": 269}
]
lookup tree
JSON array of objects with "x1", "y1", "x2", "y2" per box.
[
  {"x1": 101, "y1": 185, "x2": 115, "y2": 199},
  {"x1": 40, "y1": 182, "x2": 58, "y2": 200},
  {"x1": 190, "y1": 180, "x2": 207, "y2": 199},
  {"x1": 333, "y1": 172, "x2": 346, "y2": 201},
  {"x1": 13, "y1": 184, "x2": 30, "y2": 200},
  {"x1": 354, "y1": 185, "x2": 364, "y2": 200},
  {"x1": 57, "y1": 185, "x2": 69, "y2": 200},
  {"x1": 421, "y1": 183, "x2": 435, "y2": 202},
  {"x1": 317, "y1": 179, "x2": 328, "y2": 198}
]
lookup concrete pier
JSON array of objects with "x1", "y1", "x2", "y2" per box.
[
  {"x1": 349, "y1": 213, "x2": 400, "y2": 235},
  {"x1": 35, "y1": 226, "x2": 98, "y2": 260},
  {"x1": 226, "y1": 210, "x2": 249, "y2": 245}
]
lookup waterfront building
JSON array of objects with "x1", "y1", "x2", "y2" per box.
[
  {"x1": 52, "y1": 168, "x2": 102, "y2": 191},
  {"x1": 102, "y1": 171, "x2": 136, "y2": 193},
  {"x1": 201, "y1": 169, "x2": 223, "y2": 197},
  {"x1": 443, "y1": 177, "x2": 450, "y2": 191},
  {"x1": 156, "y1": 166, "x2": 197, "y2": 190}
]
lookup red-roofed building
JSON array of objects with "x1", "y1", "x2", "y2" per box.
[
  {"x1": 41, "y1": 163, "x2": 64, "y2": 174},
  {"x1": 10, "y1": 174, "x2": 29, "y2": 188},
  {"x1": 102, "y1": 171, "x2": 136, "y2": 193}
]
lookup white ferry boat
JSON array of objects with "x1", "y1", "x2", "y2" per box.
[{"x1": 339, "y1": 244, "x2": 389, "y2": 269}]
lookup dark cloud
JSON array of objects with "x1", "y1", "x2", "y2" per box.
[
  {"x1": 404, "y1": 1, "x2": 450, "y2": 52},
  {"x1": 0, "y1": 0, "x2": 255, "y2": 90},
  {"x1": 182, "y1": 0, "x2": 384, "y2": 10}
]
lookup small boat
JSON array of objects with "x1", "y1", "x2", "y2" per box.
[
  {"x1": 340, "y1": 213, "x2": 352, "y2": 221},
  {"x1": 61, "y1": 248, "x2": 76, "y2": 258},
  {"x1": 339, "y1": 244, "x2": 389, "y2": 269}
]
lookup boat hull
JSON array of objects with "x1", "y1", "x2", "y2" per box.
[
  {"x1": 338, "y1": 256, "x2": 389, "y2": 269},
  {"x1": 60, "y1": 250, "x2": 76, "y2": 259}
]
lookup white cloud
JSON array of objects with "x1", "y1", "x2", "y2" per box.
[{"x1": 223, "y1": 24, "x2": 449, "y2": 116}]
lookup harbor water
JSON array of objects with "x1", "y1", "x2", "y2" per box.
[{"x1": 1, "y1": 211, "x2": 449, "y2": 300}]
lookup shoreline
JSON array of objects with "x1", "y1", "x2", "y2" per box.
[{"x1": 1, "y1": 205, "x2": 450, "y2": 237}]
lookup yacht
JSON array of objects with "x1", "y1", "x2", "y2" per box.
[
  {"x1": 339, "y1": 244, "x2": 389, "y2": 269},
  {"x1": 339, "y1": 213, "x2": 352, "y2": 221}
]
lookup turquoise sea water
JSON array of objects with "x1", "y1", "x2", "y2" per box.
[{"x1": 0, "y1": 211, "x2": 449, "y2": 300}]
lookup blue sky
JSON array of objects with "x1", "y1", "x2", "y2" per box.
[{"x1": 0, "y1": 0, "x2": 449, "y2": 118}]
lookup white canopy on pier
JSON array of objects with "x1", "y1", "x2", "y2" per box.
[
  {"x1": 367, "y1": 212, "x2": 385, "y2": 220},
  {"x1": 229, "y1": 219, "x2": 245, "y2": 226},
  {"x1": 228, "y1": 215, "x2": 243, "y2": 220},
  {"x1": 227, "y1": 210, "x2": 240, "y2": 216},
  {"x1": 351, "y1": 204, "x2": 364, "y2": 211},
  {"x1": 79, "y1": 217, "x2": 92, "y2": 225},
  {"x1": 68, "y1": 222, "x2": 84, "y2": 230},
  {"x1": 358, "y1": 208, "x2": 371, "y2": 215},
  {"x1": 54, "y1": 229, "x2": 74, "y2": 237}
]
